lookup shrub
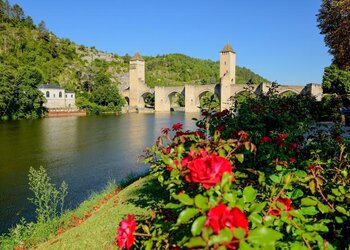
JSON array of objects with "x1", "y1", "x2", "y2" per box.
[{"x1": 116, "y1": 94, "x2": 349, "y2": 249}]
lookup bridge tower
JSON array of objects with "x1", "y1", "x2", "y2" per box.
[
  {"x1": 129, "y1": 52, "x2": 145, "y2": 108},
  {"x1": 220, "y1": 43, "x2": 236, "y2": 111}
]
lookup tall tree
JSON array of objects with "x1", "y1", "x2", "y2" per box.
[{"x1": 317, "y1": 0, "x2": 350, "y2": 70}]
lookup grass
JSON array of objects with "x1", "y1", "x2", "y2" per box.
[
  {"x1": 0, "y1": 173, "x2": 166, "y2": 250},
  {"x1": 34, "y1": 175, "x2": 165, "y2": 249}
]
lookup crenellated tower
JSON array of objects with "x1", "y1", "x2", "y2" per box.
[{"x1": 220, "y1": 43, "x2": 236, "y2": 111}]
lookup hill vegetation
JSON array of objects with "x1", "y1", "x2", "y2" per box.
[{"x1": 0, "y1": 1, "x2": 268, "y2": 119}]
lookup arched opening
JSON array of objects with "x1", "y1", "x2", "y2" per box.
[
  {"x1": 168, "y1": 92, "x2": 185, "y2": 111},
  {"x1": 234, "y1": 91, "x2": 255, "y2": 108},
  {"x1": 124, "y1": 96, "x2": 130, "y2": 106},
  {"x1": 59, "y1": 91, "x2": 62, "y2": 98},
  {"x1": 199, "y1": 91, "x2": 220, "y2": 111},
  {"x1": 140, "y1": 92, "x2": 154, "y2": 109},
  {"x1": 279, "y1": 90, "x2": 298, "y2": 97},
  {"x1": 46, "y1": 91, "x2": 50, "y2": 98}
]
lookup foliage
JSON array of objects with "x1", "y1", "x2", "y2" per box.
[
  {"x1": 0, "y1": 65, "x2": 46, "y2": 120},
  {"x1": 200, "y1": 92, "x2": 220, "y2": 111},
  {"x1": 28, "y1": 166, "x2": 68, "y2": 223},
  {"x1": 116, "y1": 92, "x2": 349, "y2": 249},
  {"x1": 144, "y1": 54, "x2": 268, "y2": 87},
  {"x1": 317, "y1": 0, "x2": 350, "y2": 70},
  {"x1": 322, "y1": 64, "x2": 350, "y2": 98},
  {"x1": 0, "y1": 166, "x2": 68, "y2": 249}
]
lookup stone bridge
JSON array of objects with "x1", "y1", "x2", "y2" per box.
[{"x1": 121, "y1": 44, "x2": 323, "y2": 112}]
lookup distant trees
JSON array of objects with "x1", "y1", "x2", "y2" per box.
[{"x1": 318, "y1": 0, "x2": 350, "y2": 98}]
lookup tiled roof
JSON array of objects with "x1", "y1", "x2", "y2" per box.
[
  {"x1": 65, "y1": 90, "x2": 75, "y2": 93},
  {"x1": 38, "y1": 84, "x2": 64, "y2": 90},
  {"x1": 221, "y1": 43, "x2": 235, "y2": 53},
  {"x1": 130, "y1": 52, "x2": 144, "y2": 61}
]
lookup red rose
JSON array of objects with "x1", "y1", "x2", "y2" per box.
[
  {"x1": 260, "y1": 136, "x2": 272, "y2": 143},
  {"x1": 172, "y1": 123, "x2": 183, "y2": 131},
  {"x1": 279, "y1": 133, "x2": 288, "y2": 139},
  {"x1": 289, "y1": 157, "x2": 296, "y2": 163},
  {"x1": 268, "y1": 198, "x2": 293, "y2": 218},
  {"x1": 205, "y1": 203, "x2": 249, "y2": 249},
  {"x1": 192, "y1": 130, "x2": 205, "y2": 139},
  {"x1": 185, "y1": 152, "x2": 234, "y2": 189},
  {"x1": 117, "y1": 214, "x2": 136, "y2": 250},
  {"x1": 288, "y1": 143, "x2": 297, "y2": 150}
]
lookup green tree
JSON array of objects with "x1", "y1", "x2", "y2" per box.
[
  {"x1": 0, "y1": 65, "x2": 16, "y2": 119},
  {"x1": 317, "y1": 0, "x2": 350, "y2": 70},
  {"x1": 90, "y1": 84, "x2": 125, "y2": 111},
  {"x1": 322, "y1": 64, "x2": 350, "y2": 104}
]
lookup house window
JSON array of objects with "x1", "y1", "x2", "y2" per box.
[
  {"x1": 71, "y1": 94, "x2": 73, "y2": 98},
  {"x1": 65, "y1": 94, "x2": 67, "y2": 98},
  {"x1": 59, "y1": 92, "x2": 62, "y2": 98},
  {"x1": 46, "y1": 91, "x2": 50, "y2": 98},
  {"x1": 53, "y1": 94, "x2": 55, "y2": 98}
]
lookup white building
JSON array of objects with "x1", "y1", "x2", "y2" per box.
[{"x1": 38, "y1": 84, "x2": 76, "y2": 109}]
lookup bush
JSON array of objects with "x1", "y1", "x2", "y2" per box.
[{"x1": 116, "y1": 94, "x2": 349, "y2": 249}]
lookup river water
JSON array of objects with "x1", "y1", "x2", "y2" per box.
[{"x1": 0, "y1": 112, "x2": 200, "y2": 234}]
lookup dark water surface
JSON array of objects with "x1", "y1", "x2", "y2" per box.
[{"x1": 0, "y1": 113, "x2": 199, "y2": 233}]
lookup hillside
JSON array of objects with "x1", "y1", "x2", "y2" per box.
[{"x1": 0, "y1": 1, "x2": 268, "y2": 119}]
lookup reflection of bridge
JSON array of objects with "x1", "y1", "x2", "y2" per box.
[{"x1": 121, "y1": 44, "x2": 323, "y2": 112}]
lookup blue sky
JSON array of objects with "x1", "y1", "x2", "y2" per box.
[{"x1": 11, "y1": 0, "x2": 331, "y2": 85}]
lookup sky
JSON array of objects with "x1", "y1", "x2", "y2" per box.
[{"x1": 11, "y1": 0, "x2": 331, "y2": 85}]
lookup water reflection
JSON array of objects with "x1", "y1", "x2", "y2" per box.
[{"x1": 0, "y1": 112, "x2": 200, "y2": 233}]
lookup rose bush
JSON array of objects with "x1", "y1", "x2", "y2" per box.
[{"x1": 116, "y1": 89, "x2": 349, "y2": 249}]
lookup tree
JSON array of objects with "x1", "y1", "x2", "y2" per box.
[
  {"x1": 11, "y1": 4, "x2": 25, "y2": 21},
  {"x1": 322, "y1": 64, "x2": 350, "y2": 99},
  {"x1": 90, "y1": 84, "x2": 125, "y2": 110},
  {"x1": 0, "y1": 65, "x2": 16, "y2": 118},
  {"x1": 317, "y1": 0, "x2": 350, "y2": 70}
]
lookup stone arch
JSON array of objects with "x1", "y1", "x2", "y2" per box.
[
  {"x1": 124, "y1": 96, "x2": 130, "y2": 106},
  {"x1": 196, "y1": 90, "x2": 220, "y2": 111},
  {"x1": 168, "y1": 91, "x2": 185, "y2": 111},
  {"x1": 279, "y1": 90, "x2": 299, "y2": 96},
  {"x1": 139, "y1": 91, "x2": 155, "y2": 108}
]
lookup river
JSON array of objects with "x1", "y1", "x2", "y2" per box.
[{"x1": 0, "y1": 112, "x2": 200, "y2": 234}]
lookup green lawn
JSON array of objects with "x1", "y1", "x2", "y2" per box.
[{"x1": 36, "y1": 175, "x2": 165, "y2": 250}]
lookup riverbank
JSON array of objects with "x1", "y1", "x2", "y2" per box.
[{"x1": 0, "y1": 175, "x2": 163, "y2": 249}]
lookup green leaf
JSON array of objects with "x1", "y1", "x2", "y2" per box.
[
  {"x1": 248, "y1": 212, "x2": 263, "y2": 225},
  {"x1": 164, "y1": 202, "x2": 183, "y2": 209},
  {"x1": 301, "y1": 196, "x2": 318, "y2": 206},
  {"x1": 317, "y1": 202, "x2": 331, "y2": 213},
  {"x1": 243, "y1": 186, "x2": 257, "y2": 203},
  {"x1": 309, "y1": 180, "x2": 316, "y2": 194},
  {"x1": 248, "y1": 227, "x2": 283, "y2": 245},
  {"x1": 269, "y1": 174, "x2": 281, "y2": 184},
  {"x1": 209, "y1": 228, "x2": 233, "y2": 245},
  {"x1": 239, "y1": 241, "x2": 254, "y2": 250},
  {"x1": 173, "y1": 193, "x2": 193, "y2": 206},
  {"x1": 191, "y1": 216, "x2": 207, "y2": 236},
  {"x1": 332, "y1": 188, "x2": 341, "y2": 196},
  {"x1": 305, "y1": 223, "x2": 328, "y2": 232},
  {"x1": 290, "y1": 189, "x2": 304, "y2": 199},
  {"x1": 186, "y1": 237, "x2": 206, "y2": 248},
  {"x1": 250, "y1": 202, "x2": 267, "y2": 213},
  {"x1": 288, "y1": 210, "x2": 305, "y2": 221},
  {"x1": 194, "y1": 194, "x2": 208, "y2": 210},
  {"x1": 177, "y1": 208, "x2": 200, "y2": 224},
  {"x1": 295, "y1": 170, "x2": 307, "y2": 178},
  {"x1": 235, "y1": 153, "x2": 244, "y2": 163},
  {"x1": 300, "y1": 206, "x2": 319, "y2": 216},
  {"x1": 220, "y1": 172, "x2": 233, "y2": 188},
  {"x1": 336, "y1": 205, "x2": 347, "y2": 215},
  {"x1": 234, "y1": 227, "x2": 246, "y2": 239}
]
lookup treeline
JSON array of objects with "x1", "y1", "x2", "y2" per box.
[
  {"x1": 0, "y1": 1, "x2": 269, "y2": 119},
  {"x1": 144, "y1": 54, "x2": 268, "y2": 87}
]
